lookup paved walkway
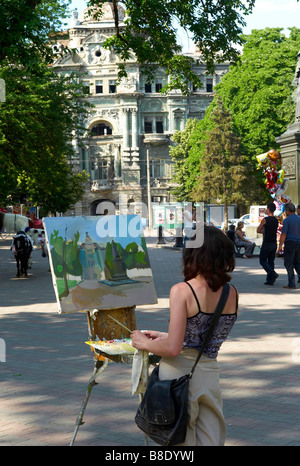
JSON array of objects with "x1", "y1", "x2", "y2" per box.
[{"x1": 0, "y1": 234, "x2": 300, "y2": 446}]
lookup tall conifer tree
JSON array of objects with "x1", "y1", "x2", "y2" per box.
[{"x1": 192, "y1": 96, "x2": 249, "y2": 229}]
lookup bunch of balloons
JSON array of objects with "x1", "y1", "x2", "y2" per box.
[{"x1": 256, "y1": 149, "x2": 291, "y2": 221}]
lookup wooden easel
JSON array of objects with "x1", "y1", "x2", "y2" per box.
[
  {"x1": 70, "y1": 306, "x2": 138, "y2": 446},
  {"x1": 88, "y1": 306, "x2": 136, "y2": 342}
]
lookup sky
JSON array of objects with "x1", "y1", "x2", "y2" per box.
[{"x1": 66, "y1": 0, "x2": 300, "y2": 51}]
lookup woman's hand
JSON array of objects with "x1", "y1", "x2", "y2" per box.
[
  {"x1": 131, "y1": 330, "x2": 151, "y2": 351},
  {"x1": 142, "y1": 330, "x2": 168, "y2": 340},
  {"x1": 131, "y1": 330, "x2": 168, "y2": 352}
]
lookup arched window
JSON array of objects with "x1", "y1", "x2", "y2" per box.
[
  {"x1": 127, "y1": 199, "x2": 135, "y2": 214},
  {"x1": 91, "y1": 123, "x2": 112, "y2": 136},
  {"x1": 90, "y1": 199, "x2": 116, "y2": 216}
]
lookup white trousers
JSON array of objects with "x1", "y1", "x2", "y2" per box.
[{"x1": 159, "y1": 349, "x2": 226, "y2": 446}]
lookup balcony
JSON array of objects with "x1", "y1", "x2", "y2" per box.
[
  {"x1": 143, "y1": 134, "x2": 170, "y2": 145},
  {"x1": 91, "y1": 179, "x2": 114, "y2": 192}
]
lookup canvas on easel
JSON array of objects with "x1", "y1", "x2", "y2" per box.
[{"x1": 43, "y1": 215, "x2": 157, "y2": 314}]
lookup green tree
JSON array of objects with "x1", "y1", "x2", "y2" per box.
[
  {"x1": 0, "y1": 1, "x2": 92, "y2": 213},
  {"x1": 169, "y1": 118, "x2": 198, "y2": 201},
  {"x1": 170, "y1": 104, "x2": 218, "y2": 201},
  {"x1": 216, "y1": 27, "x2": 300, "y2": 172},
  {"x1": 0, "y1": 0, "x2": 71, "y2": 67},
  {"x1": 173, "y1": 27, "x2": 300, "y2": 207},
  {"x1": 87, "y1": 0, "x2": 256, "y2": 94},
  {"x1": 0, "y1": 63, "x2": 90, "y2": 212},
  {"x1": 191, "y1": 97, "x2": 250, "y2": 229}
]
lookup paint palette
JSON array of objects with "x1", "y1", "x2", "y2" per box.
[{"x1": 86, "y1": 338, "x2": 136, "y2": 355}]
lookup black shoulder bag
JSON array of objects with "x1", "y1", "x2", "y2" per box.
[{"x1": 135, "y1": 283, "x2": 230, "y2": 446}]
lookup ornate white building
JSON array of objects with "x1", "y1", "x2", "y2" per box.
[{"x1": 53, "y1": 3, "x2": 229, "y2": 217}]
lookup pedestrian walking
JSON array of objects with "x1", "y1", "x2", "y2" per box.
[
  {"x1": 278, "y1": 202, "x2": 300, "y2": 289},
  {"x1": 257, "y1": 202, "x2": 279, "y2": 285}
]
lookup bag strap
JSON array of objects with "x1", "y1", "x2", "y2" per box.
[{"x1": 188, "y1": 283, "x2": 230, "y2": 378}]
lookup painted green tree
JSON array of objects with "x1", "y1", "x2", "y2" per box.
[
  {"x1": 105, "y1": 239, "x2": 149, "y2": 279},
  {"x1": 50, "y1": 229, "x2": 82, "y2": 298},
  {"x1": 123, "y1": 242, "x2": 148, "y2": 270}
]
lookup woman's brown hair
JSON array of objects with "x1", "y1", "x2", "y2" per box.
[{"x1": 183, "y1": 225, "x2": 235, "y2": 291}]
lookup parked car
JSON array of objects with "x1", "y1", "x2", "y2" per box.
[
  {"x1": 235, "y1": 214, "x2": 250, "y2": 225},
  {"x1": 221, "y1": 214, "x2": 250, "y2": 230}
]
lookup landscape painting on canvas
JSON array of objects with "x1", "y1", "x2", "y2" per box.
[{"x1": 43, "y1": 215, "x2": 157, "y2": 314}]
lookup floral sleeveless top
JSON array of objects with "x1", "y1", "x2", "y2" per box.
[{"x1": 182, "y1": 282, "x2": 238, "y2": 359}]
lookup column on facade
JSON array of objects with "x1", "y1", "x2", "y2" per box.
[
  {"x1": 122, "y1": 107, "x2": 131, "y2": 165},
  {"x1": 181, "y1": 109, "x2": 187, "y2": 131},
  {"x1": 122, "y1": 108, "x2": 130, "y2": 150},
  {"x1": 163, "y1": 114, "x2": 168, "y2": 132},
  {"x1": 170, "y1": 107, "x2": 182, "y2": 132},
  {"x1": 114, "y1": 144, "x2": 121, "y2": 178},
  {"x1": 132, "y1": 109, "x2": 138, "y2": 150},
  {"x1": 169, "y1": 106, "x2": 175, "y2": 133},
  {"x1": 121, "y1": 106, "x2": 141, "y2": 187},
  {"x1": 82, "y1": 147, "x2": 89, "y2": 172},
  {"x1": 131, "y1": 108, "x2": 140, "y2": 165},
  {"x1": 152, "y1": 115, "x2": 156, "y2": 134},
  {"x1": 172, "y1": 108, "x2": 185, "y2": 131},
  {"x1": 175, "y1": 112, "x2": 181, "y2": 132},
  {"x1": 213, "y1": 73, "x2": 218, "y2": 88}
]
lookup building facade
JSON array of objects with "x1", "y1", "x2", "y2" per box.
[{"x1": 53, "y1": 3, "x2": 229, "y2": 219}]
